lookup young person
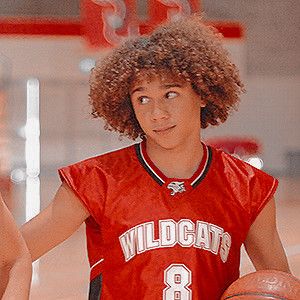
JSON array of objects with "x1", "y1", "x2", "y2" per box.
[
  {"x1": 0, "y1": 193, "x2": 32, "y2": 299},
  {"x1": 21, "y1": 15, "x2": 290, "y2": 299}
]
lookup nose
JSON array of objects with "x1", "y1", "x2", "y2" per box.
[{"x1": 150, "y1": 100, "x2": 169, "y2": 121}]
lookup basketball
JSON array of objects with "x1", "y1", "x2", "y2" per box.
[{"x1": 221, "y1": 270, "x2": 300, "y2": 299}]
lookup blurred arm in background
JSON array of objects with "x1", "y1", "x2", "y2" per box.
[{"x1": 0, "y1": 193, "x2": 32, "y2": 300}]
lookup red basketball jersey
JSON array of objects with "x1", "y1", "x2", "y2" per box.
[{"x1": 58, "y1": 141, "x2": 278, "y2": 300}]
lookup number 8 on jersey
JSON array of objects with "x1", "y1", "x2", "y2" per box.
[{"x1": 164, "y1": 264, "x2": 192, "y2": 300}]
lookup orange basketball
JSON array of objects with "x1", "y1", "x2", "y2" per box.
[{"x1": 221, "y1": 270, "x2": 300, "y2": 300}]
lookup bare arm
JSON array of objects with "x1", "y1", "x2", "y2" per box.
[
  {"x1": 0, "y1": 194, "x2": 32, "y2": 300},
  {"x1": 244, "y1": 197, "x2": 290, "y2": 272},
  {"x1": 21, "y1": 182, "x2": 90, "y2": 262}
]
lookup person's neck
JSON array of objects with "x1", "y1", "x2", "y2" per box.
[{"x1": 145, "y1": 137, "x2": 203, "y2": 179}]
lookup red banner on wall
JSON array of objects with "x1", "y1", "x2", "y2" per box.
[
  {"x1": 0, "y1": 1, "x2": 244, "y2": 48},
  {"x1": 81, "y1": 0, "x2": 202, "y2": 47}
]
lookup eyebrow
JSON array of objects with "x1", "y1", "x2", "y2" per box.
[{"x1": 131, "y1": 83, "x2": 183, "y2": 96}]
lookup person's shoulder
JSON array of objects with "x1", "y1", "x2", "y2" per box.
[
  {"x1": 58, "y1": 142, "x2": 139, "y2": 184},
  {"x1": 62, "y1": 142, "x2": 137, "y2": 171},
  {"x1": 210, "y1": 145, "x2": 270, "y2": 179}
]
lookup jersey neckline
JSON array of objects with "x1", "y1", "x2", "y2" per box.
[{"x1": 134, "y1": 140, "x2": 212, "y2": 189}]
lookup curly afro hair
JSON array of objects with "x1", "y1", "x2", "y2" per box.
[{"x1": 89, "y1": 14, "x2": 245, "y2": 140}]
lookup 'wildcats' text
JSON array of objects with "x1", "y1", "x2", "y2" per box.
[{"x1": 119, "y1": 219, "x2": 231, "y2": 263}]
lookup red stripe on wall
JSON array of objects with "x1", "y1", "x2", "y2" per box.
[
  {"x1": 0, "y1": 18, "x2": 81, "y2": 36},
  {"x1": 0, "y1": 18, "x2": 244, "y2": 39}
]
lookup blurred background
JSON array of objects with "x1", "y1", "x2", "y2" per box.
[{"x1": 0, "y1": 1, "x2": 299, "y2": 299}]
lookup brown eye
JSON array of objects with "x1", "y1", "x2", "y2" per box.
[
  {"x1": 165, "y1": 91, "x2": 178, "y2": 99},
  {"x1": 138, "y1": 96, "x2": 150, "y2": 104}
]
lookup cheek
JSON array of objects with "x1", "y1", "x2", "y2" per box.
[
  {"x1": 177, "y1": 99, "x2": 200, "y2": 116},
  {"x1": 176, "y1": 101, "x2": 201, "y2": 125},
  {"x1": 132, "y1": 106, "x2": 150, "y2": 128}
]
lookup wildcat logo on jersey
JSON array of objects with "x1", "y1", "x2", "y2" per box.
[
  {"x1": 167, "y1": 181, "x2": 186, "y2": 195},
  {"x1": 119, "y1": 219, "x2": 232, "y2": 263}
]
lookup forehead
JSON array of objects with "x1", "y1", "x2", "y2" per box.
[{"x1": 130, "y1": 69, "x2": 186, "y2": 88}]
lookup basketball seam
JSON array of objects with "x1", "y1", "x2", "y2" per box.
[{"x1": 224, "y1": 292, "x2": 288, "y2": 300}]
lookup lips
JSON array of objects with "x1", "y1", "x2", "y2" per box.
[{"x1": 153, "y1": 125, "x2": 176, "y2": 133}]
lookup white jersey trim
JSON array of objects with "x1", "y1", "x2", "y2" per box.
[
  {"x1": 139, "y1": 143, "x2": 165, "y2": 184},
  {"x1": 90, "y1": 258, "x2": 104, "y2": 271},
  {"x1": 191, "y1": 144, "x2": 209, "y2": 186}
]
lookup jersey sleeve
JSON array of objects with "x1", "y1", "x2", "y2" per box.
[
  {"x1": 58, "y1": 159, "x2": 107, "y2": 223},
  {"x1": 248, "y1": 167, "x2": 278, "y2": 224}
]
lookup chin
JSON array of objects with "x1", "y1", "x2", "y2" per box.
[{"x1": 148, "y1": 136, "x2": 180, "y2": 150}]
